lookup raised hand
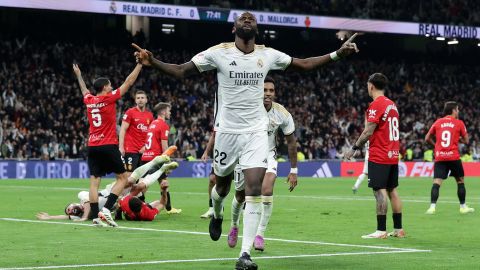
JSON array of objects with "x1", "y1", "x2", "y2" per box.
[
  {"x1": 72, "y1": 64, "x2": 81, "y2": 77},
  {"x1": 337, "y1": 33, "x2": 359, "y2": 58},
  {"x1": 132, "y1": 43, "x2": 153, "y2": 66}
]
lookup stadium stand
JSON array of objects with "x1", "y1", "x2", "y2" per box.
[{"x1": 0, "y1": 36, "x2": 479, "y2": 161}]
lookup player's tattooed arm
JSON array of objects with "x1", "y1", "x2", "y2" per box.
[
  {"x1": 374, "y1": 190, "x2": 388, "y2": 215},
  {"x1": 288, "y1": 33, "x2": 359, "y2": 72},
  {"x1": 355, "y1": 122, "x2": 377, "y2": 149},
  {"x1": 344, "y1": 122, "x2": 376, "y2": 160},
  {"x1": 132, "y1": 43, "x2": 199, "y2": 79},
  {"x1": 119, "y1": 64, "x2": 143, "y2": 96},
  {"x1": 72, "y1": 64, "x2": 90, "y2": 96}
]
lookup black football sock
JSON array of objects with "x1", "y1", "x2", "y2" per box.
[
  {"x1": 103, "y1": 193, "x2": 119, "y2": 211},
  {"x1": 431, "y1": 183, "x2": 440, "y2": 203},
  {"x1": 114, "y1": 209, "x2": 123, "y2": 220},
  {"x1": 165, "y1": 192, "x2": 172, "y2": 211},
  {"x1": 392, "y1": 213, "x2": 402, "y2": 229},
  {"x1": 377, "y1": 215, "x2": 387, "y2": 231},
  {"x1": 89, "y1": 202, "x2": 99, "y2": 220},
  {"x1": 457, "y1": 183, "x2": 466, "y2": 205}
]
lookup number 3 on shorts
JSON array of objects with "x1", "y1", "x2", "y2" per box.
[{"x1": 214, "y1": 149, "x2": 227, "y2": 165}]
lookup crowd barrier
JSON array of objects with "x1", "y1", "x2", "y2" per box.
[{"x1": 0, "y1": 160, "x2": 479, "y2": 179}]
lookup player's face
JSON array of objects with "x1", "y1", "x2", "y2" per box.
[
  {"x1": 66, "y1": 203, "x2": 84, "y2": 216},
  {"x1": 165, "y1": 107, "x2": 171, "y2": 120},
  {"x1": 367, "y1": 82, "x2": 373, "y2": 97},
  {"x1": 453, "y1": 106, "x2": 460, "y2": 117},
  {"x1": 135, "y1": 94, "x2": 147, "y2": 108},
  {"x1": 233, "y1": 12, "x2": 258, "y2": 40},
  {"x1": 264, "y1": 82, "x2": 275, "y2": 105}
]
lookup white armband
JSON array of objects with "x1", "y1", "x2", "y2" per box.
[{"x1": 329, "y1": 51, "x2": 340, "y2": 61}]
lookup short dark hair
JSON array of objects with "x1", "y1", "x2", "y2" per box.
[
  {"x1": 264, "y1": 76, "x2": 275, "y2": 85},
  {"x1": 154, "y1": 102, "x2": 171, "y2": 114},
  {"x1": 443, "y1": 101, "x2": 458, "y2": 115},
  {"x1": 368, "y1": 73, "x2": 388, "y2": 90},
  {"x1": 135, "y1": 90, "x2": 147, "y2": 96},
  {"x1": 128, "y1": 197, "x2": 143, "y2": 214},
  {"x1": 93, "y1": 77, "x2": 110, "y2": 93}
]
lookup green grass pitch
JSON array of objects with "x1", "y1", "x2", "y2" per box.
[{"x1": 0, "y1": 177, "x2": 479, "y2": 270}]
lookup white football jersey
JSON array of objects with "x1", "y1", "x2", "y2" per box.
[
  {"x1": 192, "y1": 43, "x2": 292, "y2": 134},
  {"x1": 267, "y1": 102, "x2": 295, "y2": 151}
]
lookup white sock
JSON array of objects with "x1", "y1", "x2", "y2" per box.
[
  {"x1": 211, "y1": 186, "x2": 225, "y2": 219},
  {"x1": 354, "y1": 173, "x2": 366, "y2": 188},
  {"x1": 140, "y1": 167, "x2": 165, "y2": 188},
  {"x1": 231, "y1": 197, "x2": 244, "y2": 228},
  {"x1": 130, "y1": 159, "x2": 159, "y2": 181},
  {"x1": 460, "y1": 204, "x2": 466, "y2": 208},
  {"x1": 240, "y1": 196, "x2": 262, "y2": 256},
  {"x1": 430, "y1": 203, "x2": 436, "y2": 209},
  {"x1": 256, "y1": 195, "x2": 273, "y2": 237}
]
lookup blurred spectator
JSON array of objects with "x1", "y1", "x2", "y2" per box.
[{"x1": 0, "y1": 37, "x2": 479, "y2": 161}]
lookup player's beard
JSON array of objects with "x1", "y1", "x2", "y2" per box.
[{"x1": 235, "y1": 27, "x2": 257, "y2": 41}]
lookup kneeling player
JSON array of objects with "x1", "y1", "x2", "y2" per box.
[{"x1": 425, "y1": 101, "x2": 474, "y2": 214}]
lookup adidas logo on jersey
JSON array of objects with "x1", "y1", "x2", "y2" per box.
[{"x1": 229, "y1": 61, "x2": 237, "y2": 66}]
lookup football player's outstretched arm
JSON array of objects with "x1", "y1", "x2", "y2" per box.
[
  {"x1": 36, "y1": 212, "x2": 69, "y2": 220},
  {"x1": 289, "y1": 33, "x2": 359, "y2": 72},
  {"x1": 72, "y1": 64, "x2": 90, "y2": 96},
  {"x1": 119, "y1": 63, "x2": 143, "y2": 96},
  {"x1": 286, "y1": 133, "x2": 298, "y2": 192},
  {"x1": 132, "y1": 43, "x2": 199, "y2": 79}
]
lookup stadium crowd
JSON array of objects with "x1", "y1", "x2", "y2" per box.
[
  {"x1": 129, "y1": 0, "x2": 480, "y2": 26},
  {"x1": 0, "y1": 38, "x2": 479, "y2": 161}
]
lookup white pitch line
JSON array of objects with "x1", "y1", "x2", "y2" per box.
[
  {"x1": 0, "y1": 218, "x2": 430, "y2": 252},
  {"x1": 1, "y1": 185, "x2": 475, "y2": 204},
  {"x1": 0, "y1": 249, "x2": 429, "y2": 270}
]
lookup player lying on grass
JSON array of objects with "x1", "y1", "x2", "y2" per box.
[
  {"x1": 36, "y1": 157, "x2": 178, "y2": 222},
  {"x1": 118, "y1": 180, "x2": 170, "y2": 222}
]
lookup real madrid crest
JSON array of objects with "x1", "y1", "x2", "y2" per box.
[{"x1": 257, "y1": 59, "x2": 263, "y2": 68}]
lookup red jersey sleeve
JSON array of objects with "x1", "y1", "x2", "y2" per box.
[
  {"x1": 122, "y1": 108, "x2": 133, "y2": 124},
  {"x1": 366, "y1": 101, "x2": 383, "y2": 124},
  {"x1": 159, "y1": 122, "x2": 170, "y2": 140},
  {"x1": 106, "y1": 88, "x2": 122, "y2": 102},
  {"x1": 427, "y1": 121, "x2": 437, "y2": 136}
]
